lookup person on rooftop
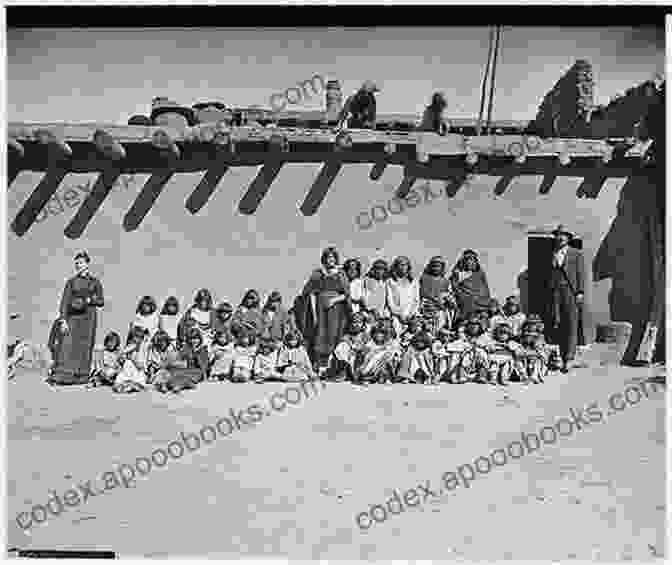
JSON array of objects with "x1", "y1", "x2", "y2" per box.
[{"x1": 337, "y1": 80, "x2": 380, "y2": 130}]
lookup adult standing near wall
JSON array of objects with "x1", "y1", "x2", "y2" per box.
[
  {"x1": 548, "y1": 225, "x2": 585, "y2": 372},
  {"x1": 298, "y1": 247, "x2": 351, "y2": 371},
  {"x1": 450, "y1": 249, "x2": 492, "y2": 322},
  {"x1": 48, "y1": 251, "x2": 104, "y2": 385}
]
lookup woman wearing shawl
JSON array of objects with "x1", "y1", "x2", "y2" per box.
[
  {"x1": 300, "y1": 247, "x2": 351, "y2": 370},
  {"x1": 177, "y1": 289, "x2": 215, "y2": 349},
  {"x1": 419, "y1": 256, "x2": 457, "y2": 336},
  {"x1": 450, "y1": 249, "x2": 492, "y2": 322},
  {"x1": 386, "y1": 256, "x2": 421, "y2": 337},
  {"x1": 48, "y1": 251, "x2": 105, "y2": 385}
]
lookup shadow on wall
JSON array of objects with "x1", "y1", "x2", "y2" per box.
[
  {"x1": 517, "y1": 269, "x2": 529, "y2": 315},
  {"x1": 593, "y1": 173, "x2": 665, "y2": 363}
]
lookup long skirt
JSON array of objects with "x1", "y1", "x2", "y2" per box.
[{"x1": 50, "y1": 310, "x2": 97, "y2": 385}]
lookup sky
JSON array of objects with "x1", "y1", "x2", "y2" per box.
[{"x1": 7, "y1": 26, "x2": 664, "y2": 124}]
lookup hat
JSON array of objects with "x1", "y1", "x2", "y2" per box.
[
  {"x1": 552, "y1": 224, "x2": 573, "y2": 238},
  {"x1": 361, "y1": 80, "x2": 380, "y2": 93}
]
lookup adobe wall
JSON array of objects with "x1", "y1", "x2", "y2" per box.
[{"x1": 9, "y1": 163, "x2": 651, "y2": 352}]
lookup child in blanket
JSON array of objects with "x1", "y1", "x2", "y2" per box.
[
  {"x1": 399, "y1": 330, "x2": 437, "y2": 384},
  {"x1": 209, "y1": 329, "x2": 235, "y2": 381},
  {"x1": 356, "y1": 323, "x2": 401, "y2": 385},
  {"x1": 516, "y1": 321, "x2": 551, "y2": 384},
  {"x1": 276, "y1": 331, "x2": 314, "y2": 382},
  {"x1": 89, "y1": 331, "x2": 123, "y2": 387},
  {"x1": 441, "y1": 316, "x2": 490, "y2": 384},
  {"x1": 252, "y1": 337, "x2": 280, "y2": 382},
  {"x1": 113, "y1": 326, "x2": 151, "y2": 393},
  {"x1": 230, "y1": 328, "x2": 257, "y2": 383},
  {"x1": 328, "y1": 313, "x2": 369, "y2": 382},
  {"x1": 482, "y1": 322, "x2": 524, "y2": 385},
  {"x1": 526, "y1": 314, "x2": 563, "y2": 371}
]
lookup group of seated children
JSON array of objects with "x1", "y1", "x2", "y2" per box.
[
  {"x1": 328, "y1": 295, "x2": 562, "y2": 386},
  {"x1": 89, "y1": 289, "x2": 313, "y2": 394}
]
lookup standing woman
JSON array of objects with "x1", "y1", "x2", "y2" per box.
[
  {"x1": 49, "y1": 251, "x2": 104, "y2": 385},
  {"x1": 451, "y1": 249, "x2": 492, "y2": 322},
  {"x1": 386, "y1": 256, "x2": 421, "y2": 337},
  {"x1": 300, "y1": 247, "x2": 351, "y2": 371}
]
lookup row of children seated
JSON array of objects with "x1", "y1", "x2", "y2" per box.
[
  {"x1": 327, "y1": 310, "x2": 562, "y2": 385},
  {"x1": 89, "y1": 288, "x2": 560, "y2": 392}
]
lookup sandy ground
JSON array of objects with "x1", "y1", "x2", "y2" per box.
[{"x1": 7, "y1": 347, "x2": 667, "y2": 560}]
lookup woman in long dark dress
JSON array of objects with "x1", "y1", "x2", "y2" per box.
[
  {"x1": 300, "y1": 247, "x2": 351, "y2": 371},
  {"x1": 49, "y1": 252, "x2": 104, "y2": 385},
  {"x1": 450, "y1": 249, "x2": 492, "y2": 322}
]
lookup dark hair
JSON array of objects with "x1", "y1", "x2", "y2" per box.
[
  {"x1": 160, "y1": 296, "x2": 180, "y2": 315},
  {"x1": 136, "y1": 295, "x2": 158, "y2": 315},
  {"x1": 455, "y1": 250, "x2": 481, "y2": 273},
  {"x1": 367, "y1": 259, "x2": 389, "y2": 279},
  {"x1": 283, "y1": 330, "x2": 303, "y2": 347},
  {"x1": 186, "y1": 327, "x2": 203, "y2": 345},
  {"x1": 74, "y1": 251, "x2": 91, "y2": 263},
  {"x1": 127, "y1": 325, "x2": 149, "y2": 345},
  {"x1": 152, "y1": 330, "x2": 171, "y2": 348},
  {"x1": 370, "y1": 323, "x2": 389, "y2": 340},
  {"x1": 429, "y1": 92, "x2": 448, "y2": 111},
  {"x1": 104, "y1": 331, "x2": 121, "y2": 350},
  {"x1": 390, "y1": 256, "x2": 414, "y2": 281},
  {"x1": 240, "y1": 289, "x2": 260, "y2": 309},
  {"x1": 321, "y1": 247, "x2": 340, "y2": 267},
  {"x1": 424, "y1": 256, "x2": 446, "y2": 276},
  {"x1": 215, "y1": 301, "x2": 233, "y2": 314},
  {"x1": 343, "y1": 258, "x2": 362, "y2": 279},
  {"x1": 194, "y1": 289, "x2": 213, "y2": 310}
]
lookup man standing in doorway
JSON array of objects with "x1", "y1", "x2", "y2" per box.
[{"x1": 549, "y1": 225, "x2": 585, "y2": 372}]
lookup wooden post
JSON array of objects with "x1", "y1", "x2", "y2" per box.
[{"x1": 64, "y1": 167, "x2": 122, "y2": 239}]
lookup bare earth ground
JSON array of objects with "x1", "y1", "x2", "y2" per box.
[{"x1": 7, "y1": 347, "x2": 667, "y2": 560}]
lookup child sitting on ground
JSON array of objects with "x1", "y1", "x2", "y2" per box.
[
  {"x1": 209, "y1": 329, "x2": 235, "y2": 381},
  {"x1": 145, "y1": 330, "x2": 175, "y2": 386},
  {"x1": 525, "y1": 314, "x2": 563, "y2": 371},
  {"x1": 328, "y1": 313, "x2": 369, "y2": 382},
  {"x1": 516, "y1": 321, "x2": 550, "y2": 384},
  {"x1": 230, "y1": 328, "x2": 257, "y2": 383},
  {"x1": 276, "y1": 331, "x2": 314, "y2": 382},
  {"x1": 252, "y1": 337, "x2": 281, "y2": 383},
  {"x1": 398, "y1": 315, "x2": 424, "y2": 350},
  {"x1": 484, "y1": 322, "x2": 523, "y2": 385},
  {"x1": 356, "y1": 323, "x2": 401, "y2": 385},
  {"x1": 89, "y1": 331, "x2": 123, "y2": 387},
  {"x1": 399, "y1": 330, "x2": 436, "y2": 384},
  {"x1": 155, "y1": 327, "x2": 210, "y2": 393},
  {"x1": 113, "y1": 326, "x2": 151, "y2": 393},
  {"x1": 500, "y1": 295, "x2": 527, "y2": 337},
  {"x1": 449, "y1": 316, "x2": 490, "y2": 384}
]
